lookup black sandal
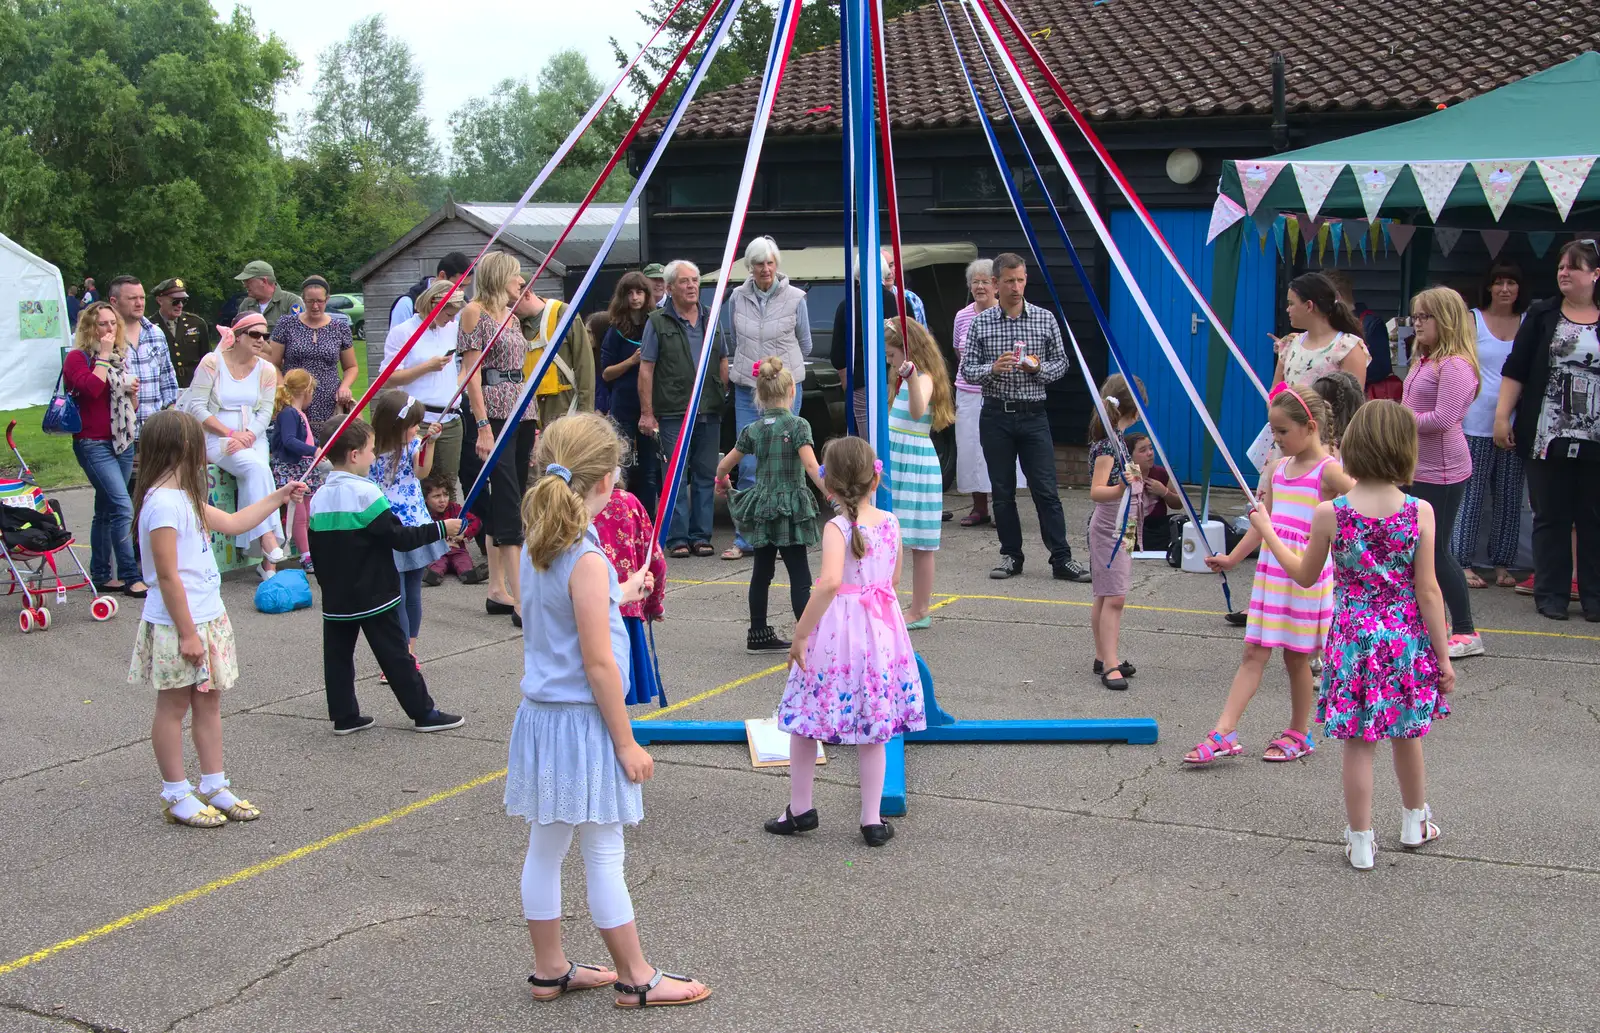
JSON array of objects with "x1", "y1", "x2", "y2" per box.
[
  {"x1": 1100, "y1": 669, "x2": 1130, "y2": 691},
  {"x1": 613, "y1": 968, "x2": 712, "y2": 1009},
  {"x1": 763, "y1": 805, "x2": 818, "y2": 835},
  {"x1": 529, "y1": 961, "x2": 613, "y2": 1001},
  {"x1": 1092, "y1": 660, "x2": 1136, "y2": 677}
]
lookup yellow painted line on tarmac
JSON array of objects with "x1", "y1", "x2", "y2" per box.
[{"x1": 0, "y1": 659, "x2": 789, "y2": 979}]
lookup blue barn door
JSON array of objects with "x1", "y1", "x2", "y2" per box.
[{"x1": 1106, "y1": 210, "x2": 1275, "y2": 484}]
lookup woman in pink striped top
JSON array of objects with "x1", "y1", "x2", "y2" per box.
[
  {"x1": 1402, "y1": 287, "x2": 1484, "y2": 659},
  {"x1": 952, "y1": 260, "x2": 997, "y2": 526}
]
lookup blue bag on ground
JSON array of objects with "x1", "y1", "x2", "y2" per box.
[{"x1": 254, "y1": 568, "x2": 313, "y2": 613}]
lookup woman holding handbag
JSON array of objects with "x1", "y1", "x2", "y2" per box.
[{"x1": 61, "y1": 302, "x2": 147, "y2": 595}]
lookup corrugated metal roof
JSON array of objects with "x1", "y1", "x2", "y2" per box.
[{"x1": 459, "y1": 202, "x2": 640, "y2": 266}]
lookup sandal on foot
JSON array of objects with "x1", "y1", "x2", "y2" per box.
[
  {"x1": 196, "y1": 782, "x2": 261, "y2": 822},
  {"x1": 613, "y1": 969, "x2": 712, "y2": 1009},
  {"x1": 691, "y1": 542, "x2": 715, "y2": 557},
  {"x1": 1092, "y1": 660, "x2": 1136, "y2": 677},
  {"x1": 1183, "y1": 730, "x2": 1242, "y2": 765},
  {"x1": 529, "y1": 961, "x2": 616, "y2": 1001},
  {"x1": 1495, "y1": 570, "x2": 1518, "y2": 588},
  {"x1": 1262, "y1": 728, "x2": 1315, "y2": 762},
  {"x1": 668, "y1": 545, "x2": 691, "y2": 559},
  {"x1": 1464, "y1": 567, "x2": 1487, "y2": 589},
  {"x1": 1344, "y1": 827, "x2": 1376, "y2": 870},
  {"x1": 720, "y1": 545, "x2": 745, "y2": 560},
  {"x1": 959, "y1": 511, "x2": 990, "y2": 527},
  {"x1": 162, "y1": 793, "x2": 228, "y2": 828},
  {"x1": 763, "y1": 805, "x2": 819, "y2": 836},
  {"x1": 1400, "y1": 804, "x2": 1442, "y2": 849}
]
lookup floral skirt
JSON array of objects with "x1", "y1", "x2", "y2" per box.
[{"x1": 127, "y1": 612, "x2": 239, "y2": 692}]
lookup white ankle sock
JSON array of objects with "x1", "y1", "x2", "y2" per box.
[
  {"x1": 162, "y1": 779, "x2": 203, "y2": 819},
  {"x1": 199, "y1": 772, "x2": 239, "y2": 810}
]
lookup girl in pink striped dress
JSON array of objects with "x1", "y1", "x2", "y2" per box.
[{"x1": 1185, "y1": 387, "x2": 1353, "y2": 766}]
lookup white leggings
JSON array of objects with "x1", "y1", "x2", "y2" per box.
[{"x1": 521, "y1": 821, "x2": 634, "y2": 930}]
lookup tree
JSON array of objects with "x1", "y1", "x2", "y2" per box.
[
  {"x1": 309, "y1": 14, "x2": 438, "y2": 176},
  {"x1": 0, "y1": 0, "x2": 295, "y2": 283},
  {"x1": 447, "y1": 51, "x2": 633, "y2": 204}
]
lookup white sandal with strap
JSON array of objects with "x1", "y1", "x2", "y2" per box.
[{"x1": 1401, "y1": 804, "x2": 1441, "y2": 849}]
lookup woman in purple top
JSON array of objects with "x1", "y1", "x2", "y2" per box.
[{"x1": 265, "y1": 275, "x2": 357, "y2": 425}]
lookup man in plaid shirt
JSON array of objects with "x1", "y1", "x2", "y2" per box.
[
  {"x1": 109, "y1": 275, "x2": 180, "y2": 441},
  {"x1": 959, "y1": 253, "x2": 1090, "y2": 583}
]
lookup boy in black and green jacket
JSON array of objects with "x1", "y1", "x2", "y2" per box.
[{"x1": 308, "y1": 419, "x2": 466, "y2": 735}]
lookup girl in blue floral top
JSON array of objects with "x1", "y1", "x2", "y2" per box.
[{"x1": 369, "y1": 389, "x2": 448, "y2": 660}]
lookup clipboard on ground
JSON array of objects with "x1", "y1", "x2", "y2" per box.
[{"x1": 745, "y1": 718, "x2": 828, "y2": 768}]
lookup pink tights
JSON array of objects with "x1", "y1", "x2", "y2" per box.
[
  {"x1": 787, "y1": 734, "x2": 886, "y2": 826},
  {"x1": 288, "y1": 499, "x2": 310, "y2": 559}
]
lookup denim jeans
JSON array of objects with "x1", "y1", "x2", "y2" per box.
[
  {"x1": 658, "y1": 413, "x2": 720, "y2": 548},
  {"x1": 72, "y1": 438, "x2": 138, "y2": 586},
  {"x1": 732, "y1": 384, "x2": 803, "y2": 550},
  {"x1": 977, "y1": 403, "x2": 1072, "y2": 569}
]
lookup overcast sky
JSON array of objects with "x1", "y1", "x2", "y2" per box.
[{"x1": 221, "y1": 0, "x2": 647, "y2": 147}]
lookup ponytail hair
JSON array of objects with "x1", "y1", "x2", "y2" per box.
[
  {"x1": 1289, "y1": 272, "x2": 1364, "y2": 337},
  {"x1": 1086, "y1": 372, "x2": 1146, "y2": 442},
  {"x1": 819, "y1": 435, "x2": 878, "y2": 559},
  {"x1": 754, "y1": 355, "x2": 795, "y2": 409},
  {"x1": 273, "y1": 369, "x2": 316, "y2": 419},
  {"x1": 522, "y1": 412, "x2": 623, "y2": 570}
]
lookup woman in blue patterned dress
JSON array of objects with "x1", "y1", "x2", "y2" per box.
[{"x1": 884, "y1": 319, "x2": 953, "y2": 630}]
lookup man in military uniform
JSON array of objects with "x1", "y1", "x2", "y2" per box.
[
  {"x1": 233, "y1": 260, "x2": 302, "y2": 332},
  {"x1": 520, "y1": 294, "x2": 596, "y2": 429},
  {"x1": 153, "y1": 278, "x2": 212, "y2": 386}
]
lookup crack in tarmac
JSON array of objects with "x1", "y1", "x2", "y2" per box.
[{"x1": 0, "y1": 1000, "x2": 132, "y2": 1032}]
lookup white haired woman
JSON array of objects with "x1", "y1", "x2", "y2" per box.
[{"x1": 723, "y1": 236, "x2": 812, "y2": 558}]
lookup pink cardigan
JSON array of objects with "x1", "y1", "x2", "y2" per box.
[{"x1": 1402, "y1": 353, "x2": 1478, "y2": 484}]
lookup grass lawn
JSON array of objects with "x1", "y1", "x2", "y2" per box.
[{"x1": 0, "y1": 347, "x2": 372, "y2": 490}]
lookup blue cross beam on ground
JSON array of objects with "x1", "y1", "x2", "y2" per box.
[{"x1": 631, "y1": 655, "x2": 1158, "y2": 816}]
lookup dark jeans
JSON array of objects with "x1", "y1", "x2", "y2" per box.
[
  {"x1": 1406, "y1": 479, "x2": 1475, "y2": 635},
  {"x1": 619, "y1": 414, "x2": 661, "y2": 522},
  {"x1": 71, "y1": 438, "x2": 138, "y2": 585},
  {"x1": 658, "y1": 413, "x2": 720, "y2": 548},
  {"x1": 1525, "y1": 454, "x2": 1600, "y2": 615},
  {"x1": 322, "y1": 609, "x2": 436, "y2": 724},
  {"x1": 459, "y1": 417, "x2": 536, "y2": 546},
  {"x1": 396, "y1": 566, "x2": 425, "y2": 640},
  {"x1": 978, "y1": 403, "x2": 1072, "y2": 568},
  {"x1": 750, "y1": 544, "x2": 812, "y2": 630}
]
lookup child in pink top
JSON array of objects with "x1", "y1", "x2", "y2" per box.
[{"x1": 593, "y1": 485, "x2": 667, "y2": 706}]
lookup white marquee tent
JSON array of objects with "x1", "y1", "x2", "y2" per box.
[{"x1": 0, "y1": 232, "x2": 71, "y2": 410}]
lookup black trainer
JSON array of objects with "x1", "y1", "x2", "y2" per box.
[
  {"x1": 990, "y1": 556, "x2": 1022, "y2": 579},
  {"x1": 421, "y1": 568, "x2": 443, "y2": 587},
  {"x1": 461, "y1": 563, "x2": 488, "y2": 585},
  {"x1": 861, "y1": 821, "x2": 895, "y2": 847},
  {"x1": 414, "y1": 710, "x2": 465, "y2": 733},
  {"x1": 763, "y1": 806, "x2": 819, "y2": 836},
  {"x1": 747, "y1": 626, "x2": 791, "y2": 654},
  {"x1": 333, "y1": 715, "x2": 375, "y2": 736},
  {"x1": 1053, "y1": 559, "x2": 1092, "y2": 583}
]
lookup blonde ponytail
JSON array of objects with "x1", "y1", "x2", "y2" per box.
[
  {"x1": 274, "y1": 369, "x2": 316, "y2": 419},
  {"x1": 522, "y1": 412, "x2": 624, "y2": 570}
]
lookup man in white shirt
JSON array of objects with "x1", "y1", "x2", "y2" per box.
[{"x1": 391, "y1": 252, "x2": 472, "y2": 328}]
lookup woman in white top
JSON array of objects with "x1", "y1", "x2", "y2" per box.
[
  {"x1": 182, "y1": 311, "x2": 286, "y2": 576},
  {"x1": 382, "y1": 278, "x2": 467, "y2": 493},
  {"x1": 1452, "y1": 262, "x2": 1526, "y2": 588}
]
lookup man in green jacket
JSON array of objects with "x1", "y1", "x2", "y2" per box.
[{"x1": 234, "y1": 260, "x2": 302, "y2": 332}]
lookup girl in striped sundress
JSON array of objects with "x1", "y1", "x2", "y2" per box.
[
  {"x1": 884, "y1": 319, "x2": 955, "y2": 630},
  {"x1": 1184, "y1": 386, "x2": 1353, "y2": 766}
]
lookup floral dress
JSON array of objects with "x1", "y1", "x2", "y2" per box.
[
  {"x1": 369, "y1": 439, "x2": 448, "y2": 572},
  {"x1": 777, "y1": 514, "x2": 925, "y2": 745},
  {"x1": 1319, "y1": 497, "x2": 1449, "y2": 741},
  {"x1": 729, "y1": 408, "x2": 819, "y2": 549},
  {"x1": 270, "y1": 315, "x2": 353, "y2": 425}
]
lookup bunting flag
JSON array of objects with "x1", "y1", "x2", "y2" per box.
[
  {"x1": 1286, "y1": 214, "x2": 1301, "y2": 257},
  {"x1": 1206, "y1": 192, "x2": 1247, "y2": 244},
  {"x1": 1236, "y1": 160, "x2": 1287, "y2": 214},
  {"x1": 1480, "y1": 229, "x2": 1510, "y2": 259},
  {"x1": 1348, "y1": 219, "x2": 1368, "y2": 260},
  {"x1": 1316, "y1": 223, "x2": 1330, "y2": 264},
  {"x1": 1529, "y1": 230, "x2": 1557, "y2": 258},
  {"x1": 1351, "y1": 163, "x2": 1406, "y2": 221},
  {"x1": 1270, "y1": 215, "x2": 1286, "y2": 257},
  {"x1": 1292, "y1": 162, "x2": 1344, "y2": 220},
  {"x1": 1435, "y1": 226, "x2": 1463, "y2": 256},
  {"x1": 1250, "y1": 205, "x2": 1276, "y2": 242},
  {"x1": 1411, "y1": 161, "x2": 1467, "y2": 222},
  {"x1": 1327, "y1": 220, "x2": 1344, "y2": 263},
  {"x1": 1388, "y1": 222, "x2": 1417, "y2": 255},
  {"x1": 1472, "y1": 160, "x2": 1529, "y2": 221},
  {"x1": 1535, "y1": 157, "x2": 1598, "y2": 222}
]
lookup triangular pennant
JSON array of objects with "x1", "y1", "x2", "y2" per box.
[
  {"x1": 1409, "y1": 161, "x2": 1467, "y2": 222},
  {"x1": 1250, "y1": 205, "x2": 1276, "y2": 242},
  {"x1": 1351, "y1": 163, "x2": 1406, "y2": 221},
  {"x1": 1480, "y1": 229, "x2": 1510, "y2": 259},
  {"x1": 1347, "y1": 220, "x2": 1369, "y2": 260},
  {"x1": 1236, "y1": 160, "x2": 1287, "y2": 214},
  {"x1": 1472, "y1": 160, "x2": 1530, "y2": 221},
  {"x1": 1327, "y1": 221, "x2": 1344, "y2": 263},
  {"x1": 1271, "y1": 215, "x2": 1286, "y2": 258},
  {"x1": 1206, "y1": 192, "x2": 1248, "y2": 244},
  {"x1": 1292, "y1": 163, "x2": 1344, "y2": 220},
  {"x1": 1435, "y1": 226, "x2": 1463, "y2": 256},
  {"x1": 1316, "y1": 223, "x2": 1330, "y2": 264},
  {"x1": 1528, "y1": 231, "x2": 1557, "y2": 258},
  {"x1": 1535, "y1": 157, "x2": 1597, "y2": 222},
  {"x1": 1388, "y1": 223, "x2": 1417, "y2": 255},
  {"x1": 1286, "y1": 214, "x2": 1302, "y2": 256}
]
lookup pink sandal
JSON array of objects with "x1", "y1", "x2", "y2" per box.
[
  {"x1": 1261, "y1": 728, "x2": 1315, "y2": 762},
  {"x1": 1183, "y1": 730, "x2": 1243, "y2": 765}
]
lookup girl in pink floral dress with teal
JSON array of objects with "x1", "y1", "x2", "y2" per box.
[
  {"x1": 764, "y1": 437, "x2": 925, "y2": 848},
  {"x1": 1251, "y1": 400, "x2": 1456, "y2": 872}
]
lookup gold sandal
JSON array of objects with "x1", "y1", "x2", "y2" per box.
[
  {"x1": 197, "y1": 784, "x2": 262, "y2": 822},
  {"x1": 162, "y1": 793, "x2": 228, "y2": 828}
]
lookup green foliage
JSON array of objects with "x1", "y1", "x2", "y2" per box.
[{"x1": 308, "y1": 15, "x2": 438, "y2": 177}]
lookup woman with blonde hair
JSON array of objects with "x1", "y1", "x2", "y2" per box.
[
  {"x1": 1402, "y1": 286, "x2": 1483, "y2": 658},
  {"x1": 884, "y1": 318, "x2": 954, "y2": 628}
]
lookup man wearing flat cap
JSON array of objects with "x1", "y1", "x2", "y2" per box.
[
  {"x1": 153, "y1": 278, "x2": 212, "y2": 388},
  {"x1": 234, "y1": 260, "x2": 302, "y2": 333}
]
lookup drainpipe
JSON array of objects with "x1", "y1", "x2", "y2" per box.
[{"x1": 1270, "y1": 52, "x2": 1288, "y2": 151}]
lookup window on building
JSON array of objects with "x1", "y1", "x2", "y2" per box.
[
  {"x1": 935, "y1": 163, "x2": 1066, "y2": 208},
  {"x1": 767, "y1": 167, "x2": 844, "y2": 210},
  {"x1": 665, "y1": 170, "x2": 763, "y2": 210}
]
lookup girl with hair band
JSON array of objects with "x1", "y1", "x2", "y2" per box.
[
  {"x1": 508, "y1": 412, "x2": 710, "y2": 1009},
  {"x1": 1084, "y1": 375, "x2": 1145, "y2": 690},
  {"x1": 369, "y1": 389, "x2": 448, "y2": 664},
  {"x1": 1187, "y1": 386, "x2": 1353, "y2": 766},
  {"x1": 884, "y1": 319, "x2": 955, "y2": 628}
]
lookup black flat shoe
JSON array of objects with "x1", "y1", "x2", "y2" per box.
[
  {"x1": 1585, "y1": 612, "x2": 1600, "y2": 623},
  {"x1": 1224, "y1": 610, "x2": 1248, "y2": 627},
  {"x1": 1092, "y1": 660, "x2": 1136, "y2": 677},
  {"x1": 860, "y1": 821, "x2": 895, "y2": 847},
  {"x1": 763, "y1": 806, "x2": 819, "y2": 836},
  {"x1": 486, "y1": 598, "x2": 515, "y2": 615},
  {"x1": 512, "y1": 612, "x2": 523, "y2": 629},
  {"x1": 1538, "y1": 607, "x2": 1570, "y2": 621},
  {"x1": 1100, "y1": 670, "x2": 1130, "y2": 690}
]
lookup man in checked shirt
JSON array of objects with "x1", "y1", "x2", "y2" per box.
[
  {"x1": 109, "y1": 275, "x2": 181, "y2": 570},
  {"x1": 959, "y1": 253, "x2": 1091, "y2": 583}
]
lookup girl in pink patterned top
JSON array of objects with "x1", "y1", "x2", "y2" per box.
[
  {"x1": 765, "y1": 436, "x2": 925, "y2": 848},
  {"x1": 593, "y1": 484, "x2": 667, "y2": 706}
]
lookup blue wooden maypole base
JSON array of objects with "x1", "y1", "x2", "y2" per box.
[{"x1": 630, "y1": 655, "x2": 1159, "y2": 817}]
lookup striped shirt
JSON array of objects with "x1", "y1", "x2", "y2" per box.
[
  {"x1": 951, "y1": 303, "x2": 986, "y2": 394},
  {"x1": 957, "y1": 301, "x2": 1068, "y2": 402},
  {"x1": 127, "y1": 316, "x2": 180, "y2": 437},
  {"x1": 1402, "y1": 353, "x2": 1478, "y2": 485}
]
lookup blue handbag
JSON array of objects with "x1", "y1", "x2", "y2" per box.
[{"x1": 40, "y1": 367, "x2": 82, "y2": 436}]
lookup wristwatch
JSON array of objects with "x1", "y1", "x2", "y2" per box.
[{"x1": 476, "y1": 418, "x2": 490, "y2": 429}]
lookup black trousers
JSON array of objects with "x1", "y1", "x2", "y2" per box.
[
  {"x1": 323, "y1": 608, "x2": 437, "y2": 724},
  {"x1": 750, "y1": 544, "x2": 812, "y2": 630},
  {"x1": 623, "y1": 421, "x2": 662, "y2": 522},
  {"x1": 1525, "y1": 453, "x2": 1600, "y2": 615},
  {"x1": 1404, "y1": 479, "x2": 1476, "y2": 635},
  {"x1": 977, "y1": 404, "x2": 1072, "y2": 568},
  {"x1": 458, "y1": 417, "x2": 536, "y2": 546}
]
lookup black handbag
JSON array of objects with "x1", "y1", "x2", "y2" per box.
[{"x1": 40, "y1": 367, "x2": 82, "y2": 436}]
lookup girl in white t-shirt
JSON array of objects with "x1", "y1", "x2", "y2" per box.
[{"x1": 128, "y1": 410, "x2": 306, "y2": 828}]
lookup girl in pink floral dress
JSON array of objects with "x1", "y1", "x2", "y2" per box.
[
  {"x1": 765, "y1": 436, "x2": 925, "y2": 848},
  {"x1": 1250, "y1": 400, "x2": 1455, "y2": 871},
  {"x1": 593, "y1": 484, "x2": 667, "y2": 706}
]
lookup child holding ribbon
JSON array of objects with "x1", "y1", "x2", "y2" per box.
[{"x1": 1084, "y1": 374, "x2": 1146, "y2": 690}]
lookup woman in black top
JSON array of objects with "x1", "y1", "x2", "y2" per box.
[{"x1": 599, "y1": 271, "x2": 659, "y2": 515}]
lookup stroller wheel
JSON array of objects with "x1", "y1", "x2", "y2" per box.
[
  {"x1": 36, "y1": 606, "x2": 50, "y2": 630},
  {"x1": 91, "y1": 596, "x2": 117, "y2": 622},
  {"x1": 19, "y1": 609, "x2": 34, "y2": 633}
]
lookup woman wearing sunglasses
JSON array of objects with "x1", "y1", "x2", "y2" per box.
[{"x1": 181, "y1": 312, "x2": 288, "y2": 578}]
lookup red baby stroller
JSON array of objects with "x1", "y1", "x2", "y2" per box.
[{"x1": 2, "y1": 421, "x2": 120, "y2": 631}]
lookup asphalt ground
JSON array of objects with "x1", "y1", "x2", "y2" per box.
[{"x1": 1, "y1": 486, "x2": 1596, "y2": 1033}]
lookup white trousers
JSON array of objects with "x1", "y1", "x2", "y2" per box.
[
  {"x1": 954, "y1": 391, "x2": 1026, "y2": 494},
  {"x1": 521, "y1": 821, "x2": 634, "y2": 930},
  {"x1": 206, "y1": 438, "x2": 282, "y2": 550}
]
